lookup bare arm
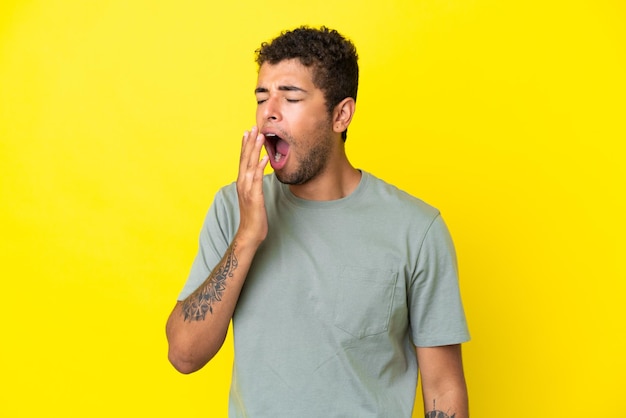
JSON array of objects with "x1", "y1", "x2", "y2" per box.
[
  {"x1": 417, "y1": 344, "x2": 469, "y2": 418},
  {"x1": 166, "y1": 127, "x2": 269, "y2": 374}
]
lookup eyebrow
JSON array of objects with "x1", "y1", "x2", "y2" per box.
[{"x1": 254, "y1": 85, "x2": 308, "y2": 94}]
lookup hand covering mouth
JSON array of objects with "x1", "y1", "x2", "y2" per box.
[{"x1": 264, "y1": 133, "x2": 290, "y2": 165}]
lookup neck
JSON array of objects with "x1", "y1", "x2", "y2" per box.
[{"x1": 288, "y1": 156, "x2": 361, "y2": 201}]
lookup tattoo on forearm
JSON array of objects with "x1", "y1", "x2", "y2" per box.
[
  {"x1": 425, "y1": 400, "x2": 456, "y2": 418},
  {"x1": 182, "y1": 242, "x2": 238, "y2": 321}
]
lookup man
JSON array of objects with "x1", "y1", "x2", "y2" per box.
[{"x1": 166, "y1": 26, "x2": 470, "y2": 417}]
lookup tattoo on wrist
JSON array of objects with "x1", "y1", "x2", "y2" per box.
[
  {"x1": 182, "y1": 242, "x2": 239, "y2": 321},
  {"x1": 425, "y1": 400, "x2": 456, "y2": 418}
]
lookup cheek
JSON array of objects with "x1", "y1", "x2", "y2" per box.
[{"x1": 293, "y1": 109, "x2": 327, "y2": 133}]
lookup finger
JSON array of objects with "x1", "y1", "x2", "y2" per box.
[
  {"x1": 241, "y1": 129, "x2": 265, "y2": 178},
  {"x1": 238, "y1": 128, "x2": 265, "y2": 188},
  {"x1": 243, "y1": 133, "x2": 265, "y2": 179},
  {"x1": 238, "y1": 127, "x2": 257, "y2": 183},
  {"x1": 246, "y1": 133, "x2": 267, "y2": 190},
  {"x1": 250, "y1": 131, "x2": 266, "y2": 167},
  {"x1": 253, "y1": 155, "x2": 270, "y2": 184},
  {"x1": 239, "y1": 126, "x2": 257, "y2": 165}
]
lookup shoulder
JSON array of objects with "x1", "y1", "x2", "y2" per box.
[
  {"x1": 361, "y1": 171, "x2": 440, "y2": 221},
  {"x1": 212, "y1": 181, "x2": 237, "y2": 209}
]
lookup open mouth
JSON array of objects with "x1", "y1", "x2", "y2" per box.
[{"x1": 264, "y1": 133, "x2": 289, "y2": 166}]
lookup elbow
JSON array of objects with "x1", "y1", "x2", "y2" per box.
[
  {"x1": 169, "y1": 357, "x2": 200, "y2": 375},
  {"x1": 165, "y1": 307, "x2": 225, "y2": 374},
  {"x1": 167, "y1": 331, "x2": 221, "y2": 374},
  {"x1": 168, "y1": 345, "x2": 212, "y2": 374}
]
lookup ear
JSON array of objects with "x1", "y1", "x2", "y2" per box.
[{"x1": 332, "y1": 97, "x2": 356, "y2": 135}]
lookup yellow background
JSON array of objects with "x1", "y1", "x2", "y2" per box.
[{"x1": 1, "y1": 0, "x2": 624, "y2": 416}]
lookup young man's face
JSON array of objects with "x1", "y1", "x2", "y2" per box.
[{"x1": 255, "y1": 59, "x2": 335, "y2": 185}]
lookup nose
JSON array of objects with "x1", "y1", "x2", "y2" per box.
[{"x1": 260, "y1": 95, "x2": 281, "y2": 122}]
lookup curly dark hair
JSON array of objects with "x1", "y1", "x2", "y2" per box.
[{"x1": 255, "y1": 26, "x2": 359, "y2": 141}]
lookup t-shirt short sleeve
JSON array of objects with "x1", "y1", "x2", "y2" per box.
[
  {"x1": 409, "y1": 214, "x2": 470, "y2": 347},
  {"x1": 177, "y1": 189, "x2": 233, "y2": 301}
]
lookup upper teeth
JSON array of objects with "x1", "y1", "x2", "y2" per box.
[{"x1": 264, "y1": 133, "x2": 283, "y2": 162}]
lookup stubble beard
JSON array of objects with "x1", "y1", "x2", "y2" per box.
[{"x1": 274, "y1": 122, "x2": 334, "y2": 186}]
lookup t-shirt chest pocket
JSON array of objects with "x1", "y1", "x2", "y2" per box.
[{"x1": 332, "y1": 266, "x2": 399, "y2": 339}]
